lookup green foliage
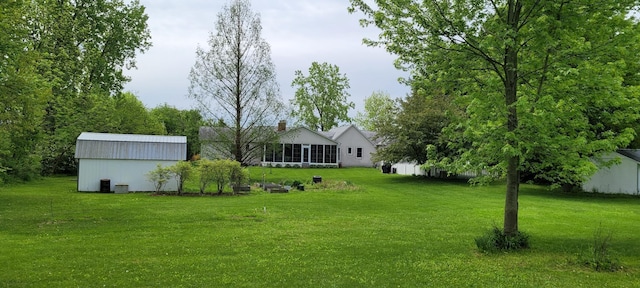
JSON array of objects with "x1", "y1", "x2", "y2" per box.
[
  {"x1": 290, "y1": 61, "x2": 354, "y2": 131},
  {"x1": 197, "y1": 159, "x2": 216, "y2": 194},
  {"x1": 39, "y1": 92, "x2": 164, "y2": 175},
  {"x1": 31, "y1": 0, "x2": 152, "y2": 175},
  {"x1": 188, "y1": 0, "x2": 284, "y2": 164},
  {"x1": 0, "y1": 0, "x2": 50, "y2": 183},
  {"x1": 475, "y1": 226, "x2": 530, "y2": 253},
  {"x1": 350, "y1": 0, "x2": 640, "y2": 236},
  {"x1": 374, "y1": 90, "x2": 457, "y2": 165},
  {"x1": 151, "y1": 104, "x2": 205, "y2": 159},
  {"x1": 354, "y1": 91, "x2": 397, "y2": 132},
  {"x1": 169, "y1": 161, "x2": 193, "y2": 195},
  {"x1": 196, "y1": 159, "x2": 246, "y2": 195},
  {"x1": 577, "y1": 226, "x2": 621, "y2": 272},
  {"x1": 146, "y1": 164, "x2": 172, "y2": 193},
  {"x1": 112, "y1": 92, "x2": 165, "y2": 135}
]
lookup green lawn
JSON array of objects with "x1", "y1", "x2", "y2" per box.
[{"x1": 1, "y1": 168, "x2": 638, "y2": 287}]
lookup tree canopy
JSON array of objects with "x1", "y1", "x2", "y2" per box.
[
  {"x1": 189, "y1": 0, "x2": 284, "y2": 164},
  {"x1": 290, "y1": 62, "x2": 354, "y2": 131},
  {"x1": 350, "y1": 0, "x2": 640, "y2": 236},
  {"x1": 354, "y1": 91, "x2": 397, "y2": 132},
  {"x1": 0, "y1": 0, "x2": 153, "y2": 180}
]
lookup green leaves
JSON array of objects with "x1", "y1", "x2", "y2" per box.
[{"x1": 290, "y1": 62, "x2": 354, "y2": 131}]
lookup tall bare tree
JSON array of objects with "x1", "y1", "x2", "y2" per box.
[{"x1": 189, "y1": 0, "x2": 283, "y2": 164}]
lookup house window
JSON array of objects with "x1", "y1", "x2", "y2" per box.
[
  {"x1": 311, "y1": 145, "x2": 323, "y2": 163},
  {"x1": 356, "y1": 148, "x2": 363, "y2": 158},
  {"x1": 347, "y1": 147, "x2": 352, "y2": 155},
  {"x1": 274, "y1": 144, "x2": 283, "y2": 162},
  {"x1": 329, "y1": 145, "x2": 337, "y2": 163},
  {"x1": 292, "y1": 144, "x2": 302, "y2": 162},
  {"x1": 284, "y1": 144, "x2": 293, "y2": 162},
  {"x1": 265, "y1": 144, "x2": 274, "y2": 162}
]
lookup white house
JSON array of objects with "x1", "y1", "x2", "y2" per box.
[
  {"x1": 75, "y1": 132, "x2": 187, "y2": 192},
  {"x1": 200, "y1": 121, "x2": 378, "y2": 168},
  {"x1": 321, "y1": 125, "x2": 377, "y2": 167},
  {"x1": 582, "y1": 149, "x2": 640, "y2": 195},
  {"x1": 262, "y1": 125, "x2": 340, "y2": 167}
]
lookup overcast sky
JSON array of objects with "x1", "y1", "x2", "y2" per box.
[{"x1": 123, "y1": 0, "x2": 410, "y2": 117}]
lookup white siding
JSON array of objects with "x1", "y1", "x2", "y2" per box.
[
  {"x1": 78, "y1": 159, "x2": 179, "y2": 192},
  {"x1": 582, "y1": 153, "x2": 639, "y2": 195},
  {"x1": 334, "y1": 126, "x2": 376, "y2": 167},
  {"x1": 280, "y1": 128, "x2": 337, "y2": 145}
]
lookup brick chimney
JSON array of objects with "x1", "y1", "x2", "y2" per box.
[{"x1": 277, "y1": 120, "x2": 286, "y2": 131}]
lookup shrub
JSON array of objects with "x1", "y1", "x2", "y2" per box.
[
  {"x1": 169, "y1": 161, "x2": 193, "y2": 195},
  {"x1": 146, "y1": 164, "x2": 172, "y2": 193},
  {"x1": 197, "y1": 159, "x2": 247, "y2": 195},
  {"x1": 228, "y1": 160, "x2": 249, "y2": 194},
  {"x1": 197, "y1": 159, "x2": 216, "y2": 195},
  {"x1": 577, "y1": 226, "x2": 621, "y2": 272},
  {"x1": 475, "y1": 226, "x2": 530, "y2": 253}
]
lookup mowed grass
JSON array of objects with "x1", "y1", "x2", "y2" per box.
[{"x1": 1, "y1": 168, "x2": 639, "y2": 287}]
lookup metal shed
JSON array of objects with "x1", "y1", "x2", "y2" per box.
[
  {"x1": 582, "y1": 150, "x2": 640, "y2": 195},
  {"x1": 75, "y1": 132, "x2": 187, "y2": 192}
]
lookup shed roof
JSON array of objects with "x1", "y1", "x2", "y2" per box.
[
  {"x1": 617, "y1": 149, "x2": 640, "y2": 162},
  {"x1": 75, "y1": 132, "x2": 186, "y2": 160},
  {"x1": 77, "y1": 132, "x2": 186, "y2": 143}
]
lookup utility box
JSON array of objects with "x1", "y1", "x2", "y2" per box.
[{"x1": 115, "y1": 184, "x2": 129, "y2": 194}]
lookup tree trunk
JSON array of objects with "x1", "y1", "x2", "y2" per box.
[{"x1": 503, "y1": 0, "x2": 521, "y2": 236}]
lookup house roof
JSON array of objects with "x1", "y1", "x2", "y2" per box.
[
  {"x1": 321, "y1": 124, "x2": 378, "y2": 146},
  {"x1": 281, "y1": 126, "x2": 339, "y2": 144},
  {"x1": 617, "y1": 149, "x2": 640, "y2": 162},
  {"x1": 199, "y1": 126, "x2": 277, "y2": 142},
  {"x1": 75, "y1": 132, "x2": 186, "y2": 160}
]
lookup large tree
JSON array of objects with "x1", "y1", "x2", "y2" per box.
[
  {"x1": 374, "y1": 88, "x2": 457, "y2": 166},
  {"x1": 350, "y1": 0, "x2": 640, "y2": 237},
  {"x1": 354, "y1": 91, "x2": 397, "y2": 132},
  {"x1": 151, "y1": 104, "x2": 205, "y2": 160},
  {"x1": 29, "y1": 0, "x2": 152, "y2": 174},
  {"x1": 0, "y1": 0, "x2": 50, "y2": 182},
  {"x1": 188, "y1": 0, "x2": 283, "y2": 164},
  {"x1": 291, "y1": 62, "x2": 354, "y2": 131}
]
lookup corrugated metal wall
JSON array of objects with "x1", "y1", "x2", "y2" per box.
[
  {"x1": 75, "y1": 140, "x2": 186, "y2": 160},
  {"x1": 75, "y1": 133, "x2": 186, "y2": 160}
]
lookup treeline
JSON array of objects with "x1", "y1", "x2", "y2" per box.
[{"x1": 0, "y1": 0, "x2": 202, "y2": 183}]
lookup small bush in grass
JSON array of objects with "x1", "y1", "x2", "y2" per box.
[
  {"x1": 169, "y1": 161, "x2": 193, "y2": 195},
  {"x1": 475, "y1": 226, "x2": 530, "y2": 253},
  {"x1": 577, "y1": 226, "x2": 621, "y2": 272},
  {"x1": 146, "y1": 164, "x2": 172, "y2": 193}
]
